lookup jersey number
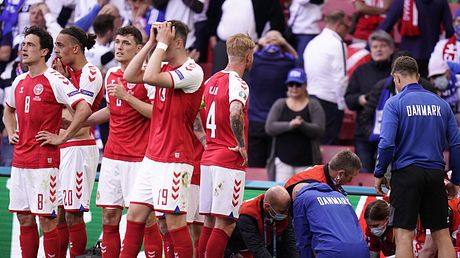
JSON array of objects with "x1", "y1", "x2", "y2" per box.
[
  {"x1": 63, "y1": 190, "x2": 73, "y2": 206},
  {"x1": 157, "y1": 189, "x2": 168, "y2": 206},
  {"x1": 25, "y1": 96, "x2": 31, "y2": 113},
  {"x1": 37, "y1": 194, "x2": 43, "y2": 210},
  {"x1": 206, "y1": 101, "x2": 216, "y2": 138}
]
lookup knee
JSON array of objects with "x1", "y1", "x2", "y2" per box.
[
  {"x1": 102, "y1": 209, "x2": 122, "y2": 225},
  {"x1": 145, "y1": 213, "x2": 158, "y2": 228},
  {"x1": 215, "y1": 218, "x2": 236, "y2": 236},
  {"x1": 65, "y1": 212, "x2": 84, "y2": 226},
  {"x1": 17, "y1": 213, "x2": 36, "y2": 226},
  {"x1": 165, "y1": 214, "x2": 186, "y2": 231},
  {"x1": 38, "y1": 216, "x2": 57, "y2": 232},
  {"x1": 158, "y1": 219, "x2": 168, "y2": 234}
]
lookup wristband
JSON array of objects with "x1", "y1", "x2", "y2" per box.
[{"x1": 156, "y1": 42, "x2": 168, "y2": 51}]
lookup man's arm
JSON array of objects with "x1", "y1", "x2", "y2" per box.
[
  {"x1": 194, "y1": 113, "x2": 206, "y2": 147},
  {"x1": 3, "y1": 105, "x2": 19, "y2": 144},
  {"x1": 229, "y1": 100, "x2": 247, "y2": 166},
  {"x1": 353, "y1": 0, "x2": 391, "y2": 15},
  {"x1": 377, "y1": 0, "x2": 403, "y2": 32},
  {"x1": 107, "y1": 78, "x2": 153, "y2": 118},
  {"x1": 124, "y1": 27, "x2": 156, "y2": 83},
  {"x1": 447, "y1": 109, "x2": 460, "y2": 185},
  {"x1": 375, "y1": 99, "x2": 398, "y2": 178},
  {"x1": 36, "y1": 101, "x2": 92, "y2": 146},
  {"x1": 237, "y1": 215, "x2": 273, "y2": 258},
  {"x1": 182, "y1": 0, "x2": 204, "y2": 13},
  {"x1": 84, "y1": 106, "x2": 110, "y2": 127}
]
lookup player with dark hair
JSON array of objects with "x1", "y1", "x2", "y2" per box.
[
  {"x1": 52, "y1": 25, "x2": 104, "y2": 257},
  {"x1": 3, "y1": 26, "x2": 91, "y2": 258},
  {"x1": 120, "y1": 20, "x2": 204, "y2": 258}
]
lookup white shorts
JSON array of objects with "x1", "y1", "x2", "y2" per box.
[
  {"x1": 9, "y1": 167, "x2": 59, "y2": 216},
  {"x1": 96, "y1": 157, "x2": 142, "y2": 209},
  {"x1": 130, "y1": 157, "x2": 193, "y2": 214},
  {"x1": 199, "y1": 165, "x2": 245, "y2": 219},
  {"x1": 187, "y1": 184, "x2": 204, "y2": 224},
  {"x1": 58, "y1": 144, "x2": 99, "y2": 212}
]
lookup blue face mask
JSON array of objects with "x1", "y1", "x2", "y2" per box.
[
  {"x1": 434, "y1": 76, "x2": 450, "y2": 91},
  {"x1": 455, "y1": 24, "x2": 460, "y2": 38},
  {"x1": 267, "y1": 204, "x2": 287, "y2": 221}
]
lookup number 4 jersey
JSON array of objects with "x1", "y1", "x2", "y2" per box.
[{"x1": 201, "y1": 70, "x2": 250, "y2": 171}]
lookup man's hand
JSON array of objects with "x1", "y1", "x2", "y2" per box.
[
  {"x1": 107, "y1": 78, "x2": 129, "y2": 100},
  {"x1": 359, "y1": 94, "x2": 368, "y2": 106},
  {"x1": 289, "y1": 116, "x2": 304, "y2": 128},
  {"x1": 156, "y1": 22, "x2": 175, "y2": 46},
  {"x1": 37, "y1": 3, "x2": 49, "y2": 15},
  {"x1": 374, "y1": 176, "x2": 390, "y2": 196},
  {"x1": 229, "y1": 145, "x2": 248, "y2": 166},
  {"x1": 36, "y1": 131, "x2": 65, "y2": 146},
  {"x1": 52, "y1": 58, "x2": 70, "y2": 78},
  {"x1": 8, "y1": 130, "x2": 19, "y2": 144}
]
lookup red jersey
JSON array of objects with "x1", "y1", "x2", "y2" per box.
[
  {"x1": 145, "y1": 58, "x2": 204, "y2": 164},
  {"x1": 69, "y1": 63, "x2": 103, "y2": 112},
  {"x1": 192, "y1": 109, "x2": 206, "y2": 185},
  {"x1": 103, "y1": 66, "x2": 155, "y2": 162},
  {"x1": 6, "y1": 68, "x2": 85, "y2": 169},
  {"x1": 201, "y1": 71, "x2": 250, "y2": 171}
]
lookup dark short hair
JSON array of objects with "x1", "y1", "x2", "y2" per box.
[
  {"x1": 24, "y1": 26, "x2": 54, "y2": 62},
  {"x1": 116, "y1": 25, "x2": 143, "y2": 45},
  {"x1": 392, "y1": 56, "x2": 419, "y2": 76},
  {"x1": 93, "y1": 15, "x2": 114, "y2": 37},
  {"x1": 364, "y1": 199, "x2": 389, "y2": 221},
  {"x1": 60, "y1": 26, "x2": 96, "y2": 52},
  {"x1": 329, "y1": 150, "x2": 362, "y2": 176},
  {"x1": 169, "y1": 20, "x2": 189, "y2": 47}
]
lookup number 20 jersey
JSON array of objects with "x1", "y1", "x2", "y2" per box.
[{"x1": 201, "y1": 71, "x2": 249, "y2": 171}]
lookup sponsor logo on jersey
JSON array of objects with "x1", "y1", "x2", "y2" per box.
[
  {"x1": 19, "y1": 87, "x2": 24, "y2": 94},
  {"x1": 33, "y1": 84, "x2": 44, "y2": 95}
]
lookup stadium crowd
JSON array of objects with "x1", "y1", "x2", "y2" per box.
[{"x1": 2, "y1": 0, "x2": 460, "y2": 258}]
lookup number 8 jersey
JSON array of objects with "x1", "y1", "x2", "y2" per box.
[{"x1": 201, "y1": 70, "x2": 250, "y2": 171}]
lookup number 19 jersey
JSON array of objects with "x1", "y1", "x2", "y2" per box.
[{"x1": 201, "y1": 71, "x2": 249, "y2": 171}]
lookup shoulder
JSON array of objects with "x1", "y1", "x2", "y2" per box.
[
  {"x1": 105, "y1": 66, "x2": 121, "y2": 77},
  {"x1": 44, "y1": 68, "x2": 72, "y2": 86},
  {"x1": 272, "y1": 98, "x2": 287, "y2": 108},
  {"x1": 84, "y1": 63, "x2": 103, "y2": 77},
  {"x1": 12, "y1": 73, "x2": 28, "y2": 85}
]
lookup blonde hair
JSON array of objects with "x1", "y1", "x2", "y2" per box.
[{"x1": 226, "y1": 33, "x2": 255, "y2": 59}]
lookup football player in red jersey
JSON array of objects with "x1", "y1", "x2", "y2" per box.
[
  {"x1": 119, "y1": 20, "x2": 204, "y2": 258},
  {"x1": 197, "y1": 33, "x2": 256, "y2": 258},
  {"x1": 3, "y1": 26, "x2": 91, "y2": 258}
]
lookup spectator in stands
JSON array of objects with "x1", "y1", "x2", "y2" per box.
[
  {"x1": 292, "y1": 182, "x2": 370, "y2": 258},
  {"x1": 207, "y1": 0, "x2": 285, "y2": 73},
  {"x1": 378, "y1": 0, "x2": 454, "y2": 78},
  {"x1": 265, "y1": 68, "x2": 325, "y2": 182},
  {"x1": 430, "y1": 10, "x2": 460, "y2": 66},
  {"x1": 374, "y1": 56, "x2": 460, "y2": 257},
  {"x1": 287, "y1": 0, "x2": 325, "y2": 67},
  {"x1": 351, "y1": 0, "x2": 393, "y2": 43},
  {"x1": 304, "y1": 10, "x2": 351, "y2": 145},
  {"x1": 284, "y1": 150, "x2": 362, "y2": 198},
  {"x1": 345, "y1": 30, "x2": 394, "y2": 173},
  {"x1": 193, "y1": 0, "x2": 210, "y2": 63},
  {"x1": 364, "y1": 199, "x2": 396, "y2": 258},
  {"x1": 225, "y1": 186, "x2": 299, "y2": 258},
  {"x1": 247, "y1": 31, "x2": 296, "y2": 169},
  {"x1": 428, "y1": 57, "x2": 460, "y2": 125},
  {"x1": 86, "y1": 15, "x2": 117, "y2": 75},
  {"x1": 359, "y1": 51, "x2": 437, "y2": 148}
]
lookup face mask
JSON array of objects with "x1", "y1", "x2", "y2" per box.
[
  {"x1": 370, "y1": 225, "x2": 387, "y2": 237},
  {"x1": 434, "y1": 76, "x2": 449, "y2": 91},
  {"x1": 455, "y1": 24, "x2": 460, "y2": 38},
  {"x1": 267, "y1": 205, "x2": 287, "y2": 221}
]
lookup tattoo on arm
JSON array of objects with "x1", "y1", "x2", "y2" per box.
[
  {"x1": 194, "y1": 114, "x2": 206, "y2": 147},
  {"x1": 230, "y1": 102, "x2": 245, "y2": 147}
]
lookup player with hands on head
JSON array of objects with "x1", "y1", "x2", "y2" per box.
[{"x1": 120, "y1": 20, "x2": 204, "y2": 258}]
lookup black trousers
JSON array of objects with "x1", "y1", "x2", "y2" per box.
[{"x1": 312, "y1": 96, "x2": 344, "y2": 145}]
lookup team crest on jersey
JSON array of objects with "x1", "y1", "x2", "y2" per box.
[
  {"x1": 33, "y1": 84, "x2": 44, "y2": 95},
  {"x1": 127, "y1": 83, "x2": 136, "y2": 89}
]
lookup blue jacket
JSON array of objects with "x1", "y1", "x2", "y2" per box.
[
  {"x1": 293, "y1": 183, "x2": 369, "y2": 258},
  {"x1": 375, "y1": 83, "x2": 460, "y2": 184}
]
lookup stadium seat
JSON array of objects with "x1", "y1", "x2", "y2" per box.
[
  {"x1": 320, "y1": 145, "x2": 355, "y2": 163},
  {"x1": 339, "y1": 109, "x2": 356, "y2": 145}
]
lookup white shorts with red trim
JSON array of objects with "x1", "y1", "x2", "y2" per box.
[
  {"x1": 96, "y1": 157, "x2": 142, "y2": 209},
  {"x1": 199, "y1": 165, "x2": 245, "y2": 219},
  {"x1": 130, "y1": 157, "x2": 193, "y2": 214},
  {"x1": 9, "y1": 167, "x2": 59, "y2": 216},
  {"x1": 58, "y1": 141, "x2": 99, "y2": 212},
  {"x1": 187, "y1": 184, "x2": 204, "y2": 224}
]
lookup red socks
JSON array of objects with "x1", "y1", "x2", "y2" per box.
[
  {"x1": 162, "y1": 232, "x2": 175, "y2": 258},
  {"x1": 197, "y1": 226, "x2": 212, "y2": 258},
  {"x1": 119, "y1": 220, "x2": 145, "y2": 258},
  {"x1": 43, "y1": 228, "x2": 59, "y2": 258},
  {"x1": 144, "y1": 224, "x2": 163, "y2": 258},
  {"x1": 102, "y1": 224, "x2": 121, "y2": 258},
  {"x1": 169, "y1": 226, "x2": 193, "y2": 258},
  {"x1": 205, "y1": 228, "x2": 229, "y2": 258},
  {"x1": 20, "y1": 224, "x2": 39, "y2": 258},
  {"x1": 57, "y1": 223, "x2": 69, "y2": 258},
  {"x1": 69, "y1": 222, "x2": 87, "y2": 257}
]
